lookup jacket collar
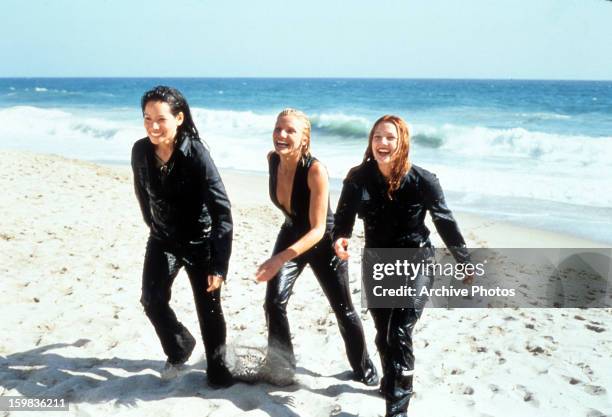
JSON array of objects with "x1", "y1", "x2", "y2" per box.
[
  {"x1": 366, "y1": 158, "x2": 414, "y2": 194},
  {"x1": 144, "y1": 131, "x2": 198, "y2": 160},
  {"x1": 175, "y1": 131, "x2": 193, "y2": 158}
]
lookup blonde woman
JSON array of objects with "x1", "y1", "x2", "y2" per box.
[{"x1": 256, "y1": 109, "x2": 378, "y2": 386}]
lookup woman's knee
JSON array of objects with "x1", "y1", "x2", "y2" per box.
[
  {"x1": 264, "y1": 295, "x2": 288, "y2": 317},
  {"x1": 386, "y1": 310, "x2": 418, "y2": 344},
  {"x1": 140, "y1": 292, "x2": 168, "y2": 316},
  {"x1": 375, "y1": 332, "x2": 388, "y2": 351},
  {"x1": 334, "y1": 307, "x2": 360, "y2": 328}
]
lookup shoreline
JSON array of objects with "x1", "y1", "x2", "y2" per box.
[{"x1": 91, "y1": 156, "x2": 609, "y2": 249}]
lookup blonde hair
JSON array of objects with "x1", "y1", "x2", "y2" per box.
[
  {"x1": 364, "y1": 115, "x2": 411, "y2": 197},
  {"x1": 277, "y1": 108, "x2": 311, "y2": 158}
]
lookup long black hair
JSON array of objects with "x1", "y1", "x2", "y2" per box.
[{"x1": 141, "y1": 86, "x2": 200, "y2": 140}]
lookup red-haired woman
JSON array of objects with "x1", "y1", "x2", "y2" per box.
[{"x1": 333, "y1": 115, "x2": 472, "y2": 417}]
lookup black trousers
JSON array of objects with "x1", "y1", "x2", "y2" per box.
[
  {"x1": 370, "y1": 270, "x2": 433, "y2": 417},
  {"x1": 264, "y1": 227, "x2": 371, "y2": 375},
  {"x1": 140, "y1": 236, "x2": 228, "y2": 372}
]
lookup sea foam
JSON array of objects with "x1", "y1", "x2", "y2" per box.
[{"x1": 2, "y1": 105, "x2": 612, "y2": 208}]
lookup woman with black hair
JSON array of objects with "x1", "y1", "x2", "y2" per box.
[
  {"x1": 333, "y1": 115, "x2": 473, "y2": 417},
  {"x1": 131, "y1": 86, "x2": 234, "y2": 387}
]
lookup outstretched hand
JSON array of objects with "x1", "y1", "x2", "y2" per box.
[
  {"x1": 255, "y1": 254, "x2": 285, "y2": 283},
  {"x1": 333, "y1": 238, "x2": 350, "y2": 260}
]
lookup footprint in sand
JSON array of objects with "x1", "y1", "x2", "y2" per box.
[
  {"x1": 577, "y1": 362, "x2": 595, "y2": 378},
  {"x1": 525, "y1": 344, "x2": 547, "y2": 356},
  {"x1": 583, "y1": 385, "x2": 607, "y2": 396},
  {"x1": 450, "y1": 383, "x2": 474, "y2": 395},
  {"x1": 330, "y1": 404, "x2": 342, "y2": 416},
  {"x1": 585, "y1": 324, "x2": 606, "y2": 333},
  {"x1": 513, "y1": 385, "x2": 539, "y2": 406},
  {"x1": 585, "y1": 409, "x2": 610, "y2": 417}
]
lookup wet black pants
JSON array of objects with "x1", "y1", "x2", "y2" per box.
[
  {"x1": 140, "y1": 237, "x2": 227, "y2": 372},
  {"x1": 370, "y1": 271, "x2": 432, "y2": 417},
  {"x1": 264, "y1": 228, "x2": 371, "y2": 375}
]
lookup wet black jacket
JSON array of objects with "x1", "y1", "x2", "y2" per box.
[
  {"x1": 131, "y1": 133, "x2": 233, "y2": 277},
  {"x1": 333, "y1": 160, "x2": 470, "y2": 263}
]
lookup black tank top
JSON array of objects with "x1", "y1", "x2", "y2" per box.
[{"x1": 268, "y1": 153, "x2": 334, "y2": 234}]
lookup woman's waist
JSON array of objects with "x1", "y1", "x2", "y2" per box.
[
  {"x1": 364, "y1": 229, "x2": 432, "y2": 248},
  {"x1": 148, "y1": 231, "x2": 212, "y2": 251},
  {"x1": 280, "y1": 213, "x2": 334, "y2": 232},
  {"x1": 150, "y1": 220, "x2": 212, "y2": 243},
  {"x1": 277, "y1": 220, "x2": 334, "y2": 244}
]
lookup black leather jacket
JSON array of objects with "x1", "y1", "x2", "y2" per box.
[
  {"x1": 333, "y1": 160, "x2": 470, "y2": 263},
  {"x1": 131, "y1": 133, "x2": 233, "y2": 277}
]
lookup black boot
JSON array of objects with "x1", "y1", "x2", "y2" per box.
[
  {"x1": 353, "y1": 358, "x2": 380, "y2": 386},
  {"x1": 169, "y1": 331, "x2": 196, "y2": 365},
  {"x1": 207, "y1": 360, "x2": 235, "y2": 389},
  {"x1": 385, "y1": 394, "x2": 410, "y2": 417},
  {"x1": 384, "y1": 374, "x2": 413, "y2": 417},
  {"x1": 160, "y1": 331, "x2": 196, "y2": 380}
]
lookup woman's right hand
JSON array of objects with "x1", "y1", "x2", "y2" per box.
[
  {"x1": 333, "y1": 238, "x2": 350, "y2": 260},
  {"x1": 255, "y1": 253, "x2": 286, "y2": 283}
]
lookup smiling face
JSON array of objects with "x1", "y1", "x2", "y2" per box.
[
  {"x1": 143, "y1": 101, "x2": 184, "y2": 146},
  {"x1": 273, "y1": 115, "x2": 307, "y2": 157},
  {"x1": 371, "y1": 121, "x2": 399, "y2": 169}
]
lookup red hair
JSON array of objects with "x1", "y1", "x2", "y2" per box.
[{"x1": 363, "y1": 115, "x2": 411, "y2": 197}]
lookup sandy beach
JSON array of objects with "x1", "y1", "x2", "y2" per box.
[{"x1": 1, "y1": 150, "x2": 610, "y2": 417}]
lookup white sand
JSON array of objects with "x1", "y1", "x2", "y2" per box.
[{"x1": 0, "y1": 150, "x2": 610, "y2": 417}]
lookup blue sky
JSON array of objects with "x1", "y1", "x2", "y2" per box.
[{"x1": 2, "y1": 0, "x2": 611, "y2": 79}]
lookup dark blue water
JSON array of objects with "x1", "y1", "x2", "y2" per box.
[
  {"x1": 2, "y1": 78, "x2": 611, "y2": 136},
  {"x1": 1, "y1": 78, "x2": 611, "y2": 242}
]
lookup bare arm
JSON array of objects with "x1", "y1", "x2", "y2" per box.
[{"x1": 255, "y1": 161, "x2": 329, "y2": 282}]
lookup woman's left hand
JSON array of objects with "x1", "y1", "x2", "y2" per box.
[
  {"x1": 255, "y1": 254, "x2": 286, "y2": 283},
  {"x1": 207, "y1": 275, "x2": 224, "y2": 292}
]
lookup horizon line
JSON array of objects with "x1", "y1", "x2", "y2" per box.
[{"x1": 1, "y1": 76, "x2": 612, "y2": 82}]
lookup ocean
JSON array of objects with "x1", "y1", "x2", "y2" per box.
[{"x1": 1, "y1": 77, "x2": 611, "y2": 243}]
